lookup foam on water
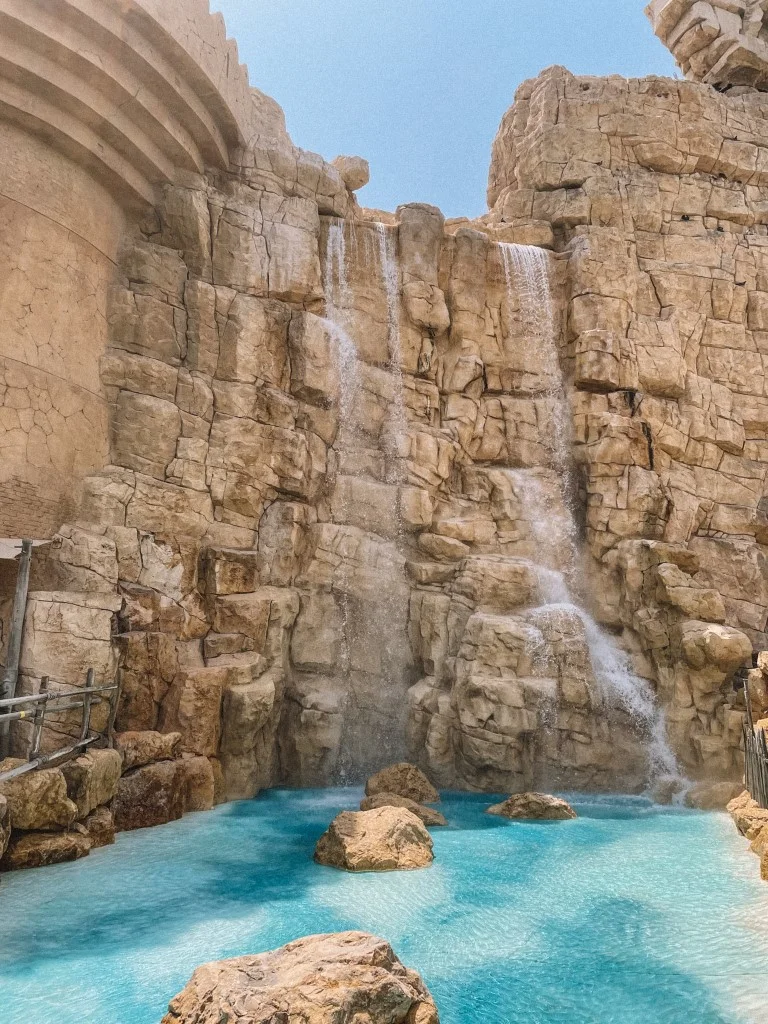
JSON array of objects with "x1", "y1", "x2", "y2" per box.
[{"x1": 2, "y1": 791, "x2": 768, "y2": 1024}]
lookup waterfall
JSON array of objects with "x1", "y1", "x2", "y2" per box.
[
  {"x1": 320, "y1": 218, "x2": 410, "y2": 780},
  {"x1": 375, "y1": 222, "x2": 408, "y2": 489},
  {"x1": 500, "y1": 243, "x2": 683, "y2": 792}
]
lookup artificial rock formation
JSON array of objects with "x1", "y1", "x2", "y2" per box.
[
  {"x1": 161, "y1": 932, "x2": 439, "y2": 1024},
  {"x1": 359, "y1": 793, "x2": 448, "y2": 826},
  {"x1": 486, "y1": 793, "x2": 578, "y2": 820},
  {"x1": 314, "y1": 807, "x2": 435, "y2": 871},
  {"x1": 3, "y1": 0, "x2": 768, "y2": 844}
]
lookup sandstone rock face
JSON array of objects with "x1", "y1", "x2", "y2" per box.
[
  {"x1": 0, "y1": 761, "x2": 77, "y2": 831},
  {"x1": 359, "y1": 793, "x2": 448, "y2": 826},
  {"x1": 84, "y1": 806, "x2": 116, "y2": 849},
  {"x1": 0, "y1": 795, "x2": 9, "y2": 860},
  {"x1": 487, "y1": 793, "x2": 578, "y2": 820},
  {"x1": 115, "y1": 731, "x2": 182, "y2": 771},
  {"x1": 314, "y1": 807, "x2": 434, "y2": 871},
  {"x1": 1, "y1": 831, "x2": 91, "y2": 871},
  {"x1": 112, "y1": 762, "x2": 185, "y2": 832},
  {"x1": 365, "y1": 764, "x2": 440, "y2": 804},
  {"x1": 161, "y1": 932, "x2": 439, "y2": 1024},
  {"x1": 684, "y1": 780, "x2": 744, "y2": 811},
  {"x1": 647, "y1": 0, "x2": 768, "y2": 89},
  {"x1": 62, "y1": 749, "x2": 122, "y2": 820},
  {"x1": 5, "y1": 0, "x2": 768, "y2": 834}
]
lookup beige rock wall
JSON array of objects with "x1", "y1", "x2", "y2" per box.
[
  {"x1": 487, "y1": 65, "x2": 768, "y2": 779},
  {"x1": 3, "y1": 1, "x2": 765, "y2": 816}
]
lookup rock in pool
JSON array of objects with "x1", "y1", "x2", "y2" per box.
[
  {"x1": 161, "y1": 931, "x2": 439, "y2": 1024},
  {"x1": 365, "y1": 762, "x2": 439, "y2": 804},
  {"x1": 487, "y1": 792, "x2": 577, "y2": 820},
  {"x1": 360, "y1": 792, "x2": 448, "y2": 826},
  {"x1": 314, "y1": 806, "x2": 434, "y2": 871}
]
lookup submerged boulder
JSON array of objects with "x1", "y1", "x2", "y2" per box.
[
  {"x1": 365, "y1": 763, "x2": 439, "y2": 804},
  {"x1": 314, "y1": 807, "x2": 434, "y2": 871},
  {"x1": 0, "y1": 759, "x2": 77, "y2": 831},
  {"x1": 161, "y1": 931, "x2": 439, "y2": 1024},
  {"x1": 487, "y1": 793, "x2": 577, "y2": 820},
  {"x1": 1, "y1": 830, "x2": 91, "y2": 871},
  {"x1": 360, "y1": 793, "x2": 447, "y2": 826}
]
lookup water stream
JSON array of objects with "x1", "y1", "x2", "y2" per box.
[{"x1": 500, "y1": 243, "x2": 682, "y2": 791}]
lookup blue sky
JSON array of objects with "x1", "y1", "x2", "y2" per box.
[{"x1": 210, "y1": 0, "x2": 678, "y2": 218}]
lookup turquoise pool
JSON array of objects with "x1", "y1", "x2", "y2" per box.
[{"x1": 1, "y1": 790, "x2": 768, "y2": 1023}]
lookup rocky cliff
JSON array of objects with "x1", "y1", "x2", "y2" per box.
[{"x1": 2, "y1": 1, "x2": 768, "y2": 836}]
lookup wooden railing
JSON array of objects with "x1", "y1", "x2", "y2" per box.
[
  {"x1": 743, "y1": 676, "x2": 768, "y2": 809},
  {"x1": 0, "y1": 669, "x2": 120, "y2": 783}
]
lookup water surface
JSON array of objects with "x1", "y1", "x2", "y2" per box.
[{"x1": 1, "y1": 790, "x2": 767, "y2": 1023}]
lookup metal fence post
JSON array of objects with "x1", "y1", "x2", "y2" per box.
[
  {"x1": 79, "y1": 669, "x2": 95, "y2": 745},
  {"x1": 30, "y1": 676, "x2": 48, "y2": 759}
]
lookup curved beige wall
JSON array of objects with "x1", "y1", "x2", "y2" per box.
[{"x1": 0, "y1": 0, "x2": 274, "y2": 537}]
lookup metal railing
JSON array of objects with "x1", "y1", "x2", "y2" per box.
[
  {"x1": 0, "y1": 669, "x2": 120, "y2": 783},
  {"x1": 743, "y1": 675, "x2": 768, "y2": 809}
]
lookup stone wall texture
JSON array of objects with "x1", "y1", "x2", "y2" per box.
[{"x1": 2, "y1": 1, "x2": 768, "y2": 832}]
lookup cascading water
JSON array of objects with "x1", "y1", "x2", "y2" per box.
[
  {"x1": 500, "y1": 242, "x2": 683, "y2": 791},
  {"x1": 375, "y1": 222, "x2": 409, "y2": 496},
  {"x1": 320, "y1": 218, "x2": 411, "y2": 779}
]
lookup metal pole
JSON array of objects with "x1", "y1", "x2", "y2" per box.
[
  {"x1": 79, "y1": 668, "x2": 95, "y2": 744},
  {"x1": 0, "y1": 539, "x2": 33, "y2": 758},
  {"x1": 30, "y1": 676, "x2": 48, "y2": 759}
]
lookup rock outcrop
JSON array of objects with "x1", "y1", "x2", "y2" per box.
[
  {"x1": 487, "y1": 793, "x2": 578, "y2": 820},
  {"x1": 365, "y1": 764, "x2": 440, "y2": 804},
  {"x1": 3, "y1": 0, "x2": 768, "y2": 844},
  {"x1": 161, "y1": 932, "x2": 439, "y2": 1024},
  {"x1": 647, "y1": 0, "x2": 768, "y2": 89},
  {"x1": 359, "y1": 793, "x2": 448, "y2": 826},
  {"x1": 314, "y1": 807, "x2": 434, "y2": 871}
]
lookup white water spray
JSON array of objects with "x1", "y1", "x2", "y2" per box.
[
  {"x1": 376, "y1": 222, "x2": 409, "y2": 485},
  {"x1": 501, "y1": 243, "x2": 683, "y2": 791}
]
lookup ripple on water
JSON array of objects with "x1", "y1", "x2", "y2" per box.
[{"x1": 1, "y1": 790, "x2": 768, "y2": 1024}]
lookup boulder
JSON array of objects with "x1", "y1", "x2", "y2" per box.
[
  {"x1": 365, "y1": 763, "x2": 439, "y2": 804},
  {"x1": 360, "y1": 793, "x2": 447, "y2": 827},
  {"x1": 1, "y1": 831, "x2": 91, "y2": 871},
  {"x1": 314, "y1": 807, "x2": 434, "y2": 872},
  {"x1": 161, "y1": 932, "x2": 438, "y2": 1024},
  {"x1": 112, "y1": 761, "x2": 185, "y2": 831},
  {"x1": 684, "y1": 780, "x2": 744, "y2": 811},
  {"x1": 487, "y1": 793, "x2": 578, "y2": 821},
  {"x1": 0, "y1": 760, "x2": 77, "y2": 831},
  {"x1": 84, "y1": 806, "x2": 116, "y2": 848},
  {"x1": 728, "y1": 791, "x2": 768, "y2": 840},
  {"x1": 115, "y1": 730, "x2": 182, "y2": 770},
  {"x1": 62, "y1": 749, "x2": 122, "y2": 819},
  {"x1": 332, "y1": 155, "x2": 370, "y2": 192},
  {"x1": 0, "y1": 795, "x2": 9, "y2": 860}
]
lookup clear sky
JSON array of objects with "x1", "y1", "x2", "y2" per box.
[{"x1": 210, "y1": 0, "x2": 678, "y2": 218}]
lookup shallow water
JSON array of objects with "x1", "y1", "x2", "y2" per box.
[{"x1": 2, "y1": 790, "x2": 768, "y2": 1024}]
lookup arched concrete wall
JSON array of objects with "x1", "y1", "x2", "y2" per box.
[{"x1": 0, "y1": 0, "x2": 281, "y2": 537}]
